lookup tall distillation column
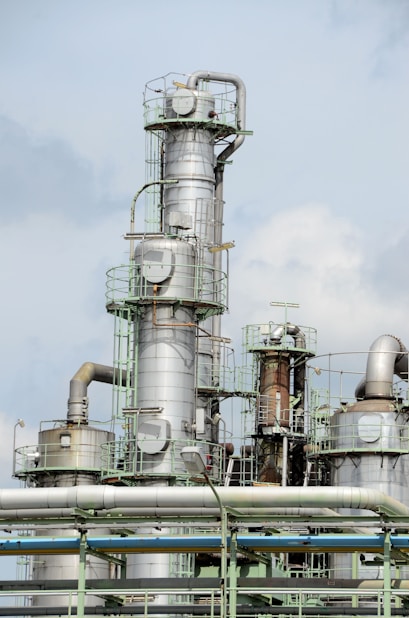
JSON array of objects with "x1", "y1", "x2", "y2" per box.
[
  {"x1": 243, "y1": 319, "x2": 316, "y2": 486},
  {"x1": 105, "y1": 71, "x2": 248, "y2": 589}
]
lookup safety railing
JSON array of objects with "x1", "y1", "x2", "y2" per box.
[
  {"x1": 196, "y1": 344, "x2": 236, "y2": 393},
  {"x1": 257, "y1": 394, "x2": 305, "y2": 434},
  {"x1": 100, "y1": 438, "x2": 226, "y2": 485},
  {"x1": 242, "y1": 322, "x2": 317, "y2": 356},
  {"x1": 106, "y1": 262, "x2": 227, "y2": 316},
  {"x1": 308, "y1": 413, "x2": 409, "y2": 456},
  {"x1": 143, "y1": 72, "x2": 240, "y2": 132},
  {"x1": 0, "y1": 583, "x2": 407, "y2": 617},
  {"x1": 14, "y1": 442, "x2": 104, "y2": 478}
]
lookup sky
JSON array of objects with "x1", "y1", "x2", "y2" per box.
[{"x1": 0, "y1": 0, "x2": 408, "y2": 490}]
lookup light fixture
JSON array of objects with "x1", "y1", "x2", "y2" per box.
[
  {"x1": 180, "y1": 446, "x2": 206, "y2": 475},
  {"x1": 208, "y1": 241, "x2": 235, "y2": 253}
]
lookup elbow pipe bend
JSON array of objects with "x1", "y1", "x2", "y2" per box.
[
  {"x1": 68, "y1": 362, "x2": 127, "y2": 424},
  {"x1": 355, "y1": 335, "x2": 408, "y2": 400},
  {"x1": 186, "y1": 70, "x2": 246, "y2": 161}
]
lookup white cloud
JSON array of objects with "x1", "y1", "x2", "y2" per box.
[
  {"x1": 0, "y1": 210, "x2": 129, "y2": 441},
  {"x1": 227, "y1": 203, "x2": 409, "y2": 358}
]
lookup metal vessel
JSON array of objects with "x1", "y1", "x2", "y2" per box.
[{"x1": 3, "y1": 71, "x2": 409, "y2": 618}]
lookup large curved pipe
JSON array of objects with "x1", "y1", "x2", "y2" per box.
[
  {"x1": 68, "y1": 362, "x2": 127, "y2": 424},
  {"x1": 355, "y1": 335, "x2": 408, "y2": 399},
  {"x1": 0, "y1": 486, "x2": 408, "y2": 517},
  {"x1": 186, "y1": 70, "x2": 246, "y2": 161}
]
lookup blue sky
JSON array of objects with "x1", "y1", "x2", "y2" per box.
[{"x1": 0, "y1": 0, "x2": 408, "y2": 486}]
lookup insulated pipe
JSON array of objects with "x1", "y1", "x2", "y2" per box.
[
  {"x1": 0, "y1": 533, "x2": 407, "y2": 555},
  {"x1": 0, "y1": 486, "x2": 408, "y2": 516},
  {"x1": 67, "y1": 362, "x2": 127, "y2": 424},
  {"x1": 0, "y1": 606, "x2": 406, "y2": 617},
  {"x1": 11, "y1": 576, "x2": 409, "y2": 591},
  {"x1": 0, "y1": 506, "x2": 344, "y2": 521},
  {"x1": 355, "y1": 335, "x2": 408, "y2": 400}
]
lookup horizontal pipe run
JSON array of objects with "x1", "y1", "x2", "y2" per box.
[
  {"x1": 0, "y1": 533, "x2": 407, "y2": 555},
  {"x1": 5, "y1": 577, "x2": 409, "y2": 591},
  {"x1": 0, "y1": 605, "x2": 406, "y2": 616},
  {"x1": 0, "y1": 485, "x2": 408, "y2": 516},
  {"x1": 0, "y1": 506, "x2": 345, "y2": 521}
]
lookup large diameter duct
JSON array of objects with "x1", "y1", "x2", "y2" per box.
[
  {"x1": 0, "y1": 506, "x2": 345, "y2": 520},
  {"x1": 68, "y1": 362, "x2": 127, "y2": 424},
  {"x1": 355, "y1": 334, "x2": 408, "y2": 399},
  {"x1": 186, "y1": 70, "x2": 247, "y2": 160},
  {"x1": 1, "y1": 485, "x2": 409, "y2": 516}
]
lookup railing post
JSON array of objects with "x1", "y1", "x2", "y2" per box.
[
  {"x1": 383, "y1": 529, "x2": 392, "y2": 617},
  {"x1": 229, "y1": 524, "x2": 238, "y2": 618},
  {"x1": 77, "y1": 530, "x2": 87, "y2": 618}
]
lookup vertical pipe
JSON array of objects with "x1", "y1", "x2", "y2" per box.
[
  {"x1": 384, "y1": 531, "x2": 392, "y2": 616},
  {"x1": 77, "y1": 531, "x2": 87, "y2": 617},
  {"x1": 229, "y1": 527, "x2": 238, "y2": 618},
  {"x1": 352, "y1": 553, "x2": 359, "y2": 608},
  {"x1": 282, "y1": 435, "x2": 288, "y2": 487}
]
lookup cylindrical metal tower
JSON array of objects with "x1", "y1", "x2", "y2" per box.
[
  {"x1": 243, "y1": 320, "x2": 316, "y2": 487},
  {"x1": 308, "y1": 335, "x2": 409, "y2": 583},
  {"x1": 104, "y1": 71, "x2": 248, "y2": 598}
]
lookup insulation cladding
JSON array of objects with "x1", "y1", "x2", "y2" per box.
[
  {"x1": 132, "y1": 237, "x2": 197, "y2": 475},
  {"x1": 120, "y1": 72, "x2": 244, "y2": 478},
  {"x1": 162, "y1": 90, "x2": 217, "y2": 242},
  {"x1": 161, "y1": 86, "x2": 224, "y2": 444},
  {"x1": 31, "y1": 425, "x2": 114, "y2": 608},
  {"x1": 328, "y1": 398, "x2": 409, "y2": 580},
  {"x1": 36, "y1": 425, "x2": 114, "y2": 476},
  {"x1": 112, "y1": 72, "x2": 248, "y2": 603}
]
